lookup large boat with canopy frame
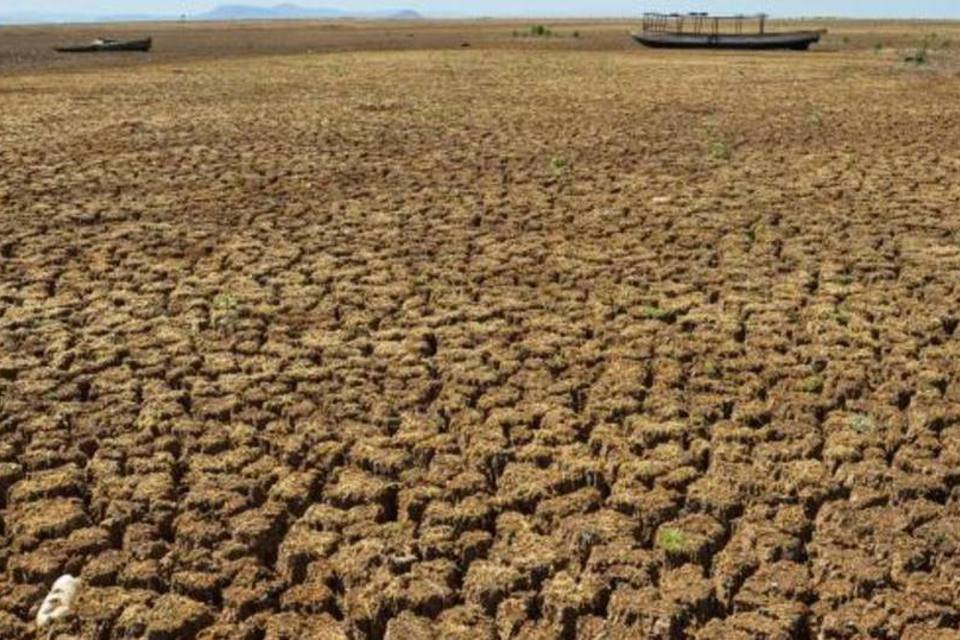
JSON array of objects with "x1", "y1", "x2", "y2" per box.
[{"x1": 633, "y1": 13, "x2": 824, "y2": 50}]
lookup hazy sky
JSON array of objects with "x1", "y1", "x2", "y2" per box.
[{"x1": 4, "y1": 1, "x2": 960, "y2": 18}]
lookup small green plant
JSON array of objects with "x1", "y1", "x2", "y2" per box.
[
  {"x1": 811, "y1": 108, "x2": 825, "y2": 127},
  {"x1": 212, "y1": 293, "x2": 241, "y2": 331},
  {"x1": 657, "y1": 528, "x2": 687, "y2": 554},
  {"x1": 703, "y1": 361, "x2": 720, "y2": 378},
  {"x1": 640, "y1": 305, "x2": 671, "y2": 321},
  {"x1": 819, "y1": 306, "x2": 850, "y2": 326},
  {"x1": 905, "y1": 47, "x2": 928, "y2": 65},
  {"x1": 873, "y1": 42, "x2": 884, "y2": 53},
  {"x1": 708, "y1": 140, "x2": 732, "y2": 161},
  {"x1": 800, "y1": 375, "x2": 824, "y2": 394},
  {"x1": 849, "y1": 413, "x2": 875, "y2": 434},
  {"x1": 905, "y1": 36, "x2": 933, "y2": 64},
  {"x1": 746, "y1": 220, "x2": 763, "y2": 247},
  {"x1": 529, "y1": 24, "x2": 553, "y2": 37},
  {"x1": 549, "y1": 155, "x2": 569, "y2": 173},
  {"x1": 576, "y1": 530, "x2": 600, "y2": 553},
  {"x1": 572, "y1": 30, "x2": 580, "y2": 38},
  {"x1": 213, "y1": 293, "x2": 238, "y2": 309},
  {"x1": 136, "y1": 404, "x2": 166, "y2": 431}
]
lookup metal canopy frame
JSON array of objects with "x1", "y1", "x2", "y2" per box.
[{"x1": 641, "y1": 12, "x2": 768, "y2": 36}]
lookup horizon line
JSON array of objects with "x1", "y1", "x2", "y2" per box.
[{"x1": 4, "y1": 13, "x2": 960, "y2": 24}]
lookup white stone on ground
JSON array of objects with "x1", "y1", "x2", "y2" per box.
[{"x1": 36, "y1": 574, "x2": 79, "y2": 628}]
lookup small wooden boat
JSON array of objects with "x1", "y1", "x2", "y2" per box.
[
  {"x1": 54, "y1": 38, "x2": 152, "y2": 53},
  {"x1": 633, "y1": 13, "x2": 823, "y2": 51}
]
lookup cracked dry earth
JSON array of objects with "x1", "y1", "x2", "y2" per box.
[{"x1": 2, "y1": 37, "x2": 960, "y2": 640}]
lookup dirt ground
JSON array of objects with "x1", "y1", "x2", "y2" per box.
[{"x1": 1, "y1": 18, "x2": 960, "y2": 640}]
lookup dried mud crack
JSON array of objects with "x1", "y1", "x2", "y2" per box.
[{"x1": 2, "y1": 20, "x2": 960, "y2": 640}]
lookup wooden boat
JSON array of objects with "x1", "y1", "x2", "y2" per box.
[
  {"x1": 633, "y1": 13, "x2": 823, "y2": 51},
  {"x1": 54, "y1": 38, "x2": 152, "y2": 53}
]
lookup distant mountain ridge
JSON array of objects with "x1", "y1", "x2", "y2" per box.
[
  {"x1": 195, "y1": 4, "x2": 423, "y2": 21},
  {"x1": 0, "y1": 4, "x2": 422, "y2": 24}
]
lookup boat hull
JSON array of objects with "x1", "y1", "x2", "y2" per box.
[
  {"x1": 54, "y1": 38, "x2": 152, "y2": 53},
  {"x1": 632, "y1": 31, "x2": 821, "y2": 50}
]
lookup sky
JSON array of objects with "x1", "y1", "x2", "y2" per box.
[{"x1": 3, "y1": 1, "x2": 960, "y2": 19}]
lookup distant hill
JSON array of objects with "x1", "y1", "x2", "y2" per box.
[
  {"x1": 195, "y1": 4, "x2": 423, "y2": 21},
  {"x1": 0, "y1": 4, "x2": 422, "y2": 24},
  {"x1": 0, "y1": 12, "x2": 167, "y2": 24},
  {"x1": 387, "y1": 10, "x2": 423, "y2": 20}
]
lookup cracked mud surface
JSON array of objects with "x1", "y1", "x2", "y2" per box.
[{"x1": 2, "y1": 21, "x2": 960, "y2": 640}]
